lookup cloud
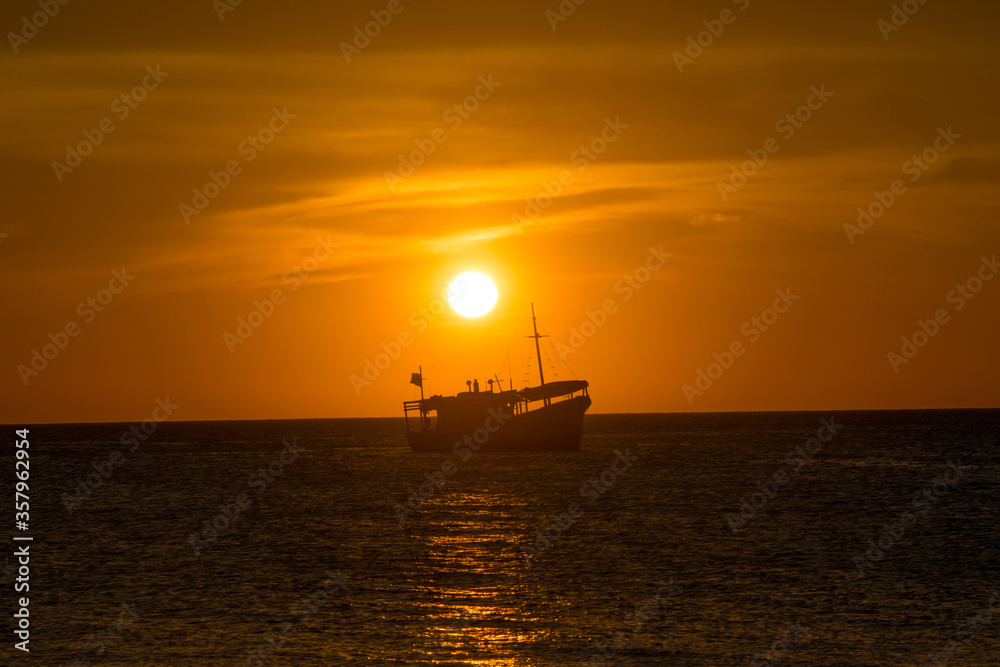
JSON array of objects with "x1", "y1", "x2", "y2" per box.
[
  {"x1": 690, "y1": 212, "x2": 742, "y2": 226},
  {"x1": 919, "y1": 156, "x2": 1000, "y2": 186}
]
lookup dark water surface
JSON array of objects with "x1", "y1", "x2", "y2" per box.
[{"x1": 7, "y1": 410, "x2": 999, "y2": 666}]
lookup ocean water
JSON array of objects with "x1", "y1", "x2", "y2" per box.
[{"x1": 8, "y1": 410, "x2": 1000, "y2": 666}]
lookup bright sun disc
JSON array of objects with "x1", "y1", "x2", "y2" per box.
[{"x1": 448, "y1": 272, "x2": 497, "y2": 318}]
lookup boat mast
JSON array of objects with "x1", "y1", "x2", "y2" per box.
[
  {"x1": 418, "y1": 365, "x2": 425, "y2": 431},
  {"x1": 528, "y1": 303, "x2": 550, "y2": 406},
  {"x1": 530, "y1": 304, "x2": 545, "y2": 388}
]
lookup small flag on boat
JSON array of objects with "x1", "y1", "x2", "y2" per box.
[{"x1": 410, "y1": 372, "x2": 422, "y2": 387}]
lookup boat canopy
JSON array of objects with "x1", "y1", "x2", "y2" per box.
[{"x1": 519, "y1": 380, "x2": 589, "y2": 402}]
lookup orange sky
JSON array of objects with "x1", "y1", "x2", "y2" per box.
[{"x1": 1, "y1": 0, "x2": 998, "y2": 423}]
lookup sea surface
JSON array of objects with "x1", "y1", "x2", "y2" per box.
[{"x1": 7, "y1": 410, "x2": 1000, "y2": 666}]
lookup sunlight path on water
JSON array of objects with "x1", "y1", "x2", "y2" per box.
[{"x1": 408, "y1": 490, "x2": 545, "y2": 666}]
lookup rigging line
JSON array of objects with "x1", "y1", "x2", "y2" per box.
[
  {"x1": 559, "y1": 352, "x2": 579, "y2": 380},
  {"x1": 536, "y1": 316, "x2": 579, "y2": 380},
  {"x1": 549, "y1": 333, "x2": 579, "y2": 381},
  {"x1": 494, "y1": 329, "x2": 518, "y2": 384}
]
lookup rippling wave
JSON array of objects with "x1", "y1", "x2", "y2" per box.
[{"x1": 13, "y1": 409, "x2": 999, "y2": 665}]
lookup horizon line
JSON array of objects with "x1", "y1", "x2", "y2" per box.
[{"x1": 4, "y1": 405, "x2": 998, "y2": 427}]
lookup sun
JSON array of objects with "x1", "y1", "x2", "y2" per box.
[{"x1": 448, "y1": 272, "x2": 497, "y2": 318}]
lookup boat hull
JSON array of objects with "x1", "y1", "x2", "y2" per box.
[{"x1": 407, "y1": 395, "x2": 591, "y2": 453}]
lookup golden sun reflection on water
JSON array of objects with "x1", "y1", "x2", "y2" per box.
[{"x1": 408, "y1": 491, "x2": 548, "y2": 666}]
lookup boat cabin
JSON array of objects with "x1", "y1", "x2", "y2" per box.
[{"x1": 403, "y1": 380, "x2": 589, "y2": 435}]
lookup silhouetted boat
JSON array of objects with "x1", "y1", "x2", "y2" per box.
[{"x1": 403, "y1": 305, "x2": 591, "y2": 452}]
